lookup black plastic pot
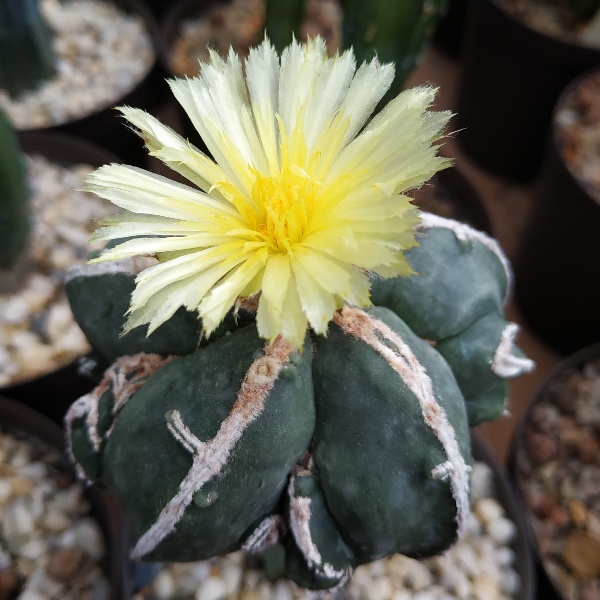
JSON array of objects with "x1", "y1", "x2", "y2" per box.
[
  {"x1": 512, "y1": 68, "x2": 600, "y2": 356},
  {"x1": 19, "y1": 0, "x2": 167, "y2": 167},
  {"x1": 454, "y1": 0, "x2": 600, "y2": 183},
  {"x1": 508, "y1": 343, "x2": 600, "y2": 600},
  {"x1": 431, "y1": 0, "x2": 471, "y2": 58},
  {"x1": 0, "y1": 131, "x2": 119, "y2": 424},
  {"x1": 0, "y1": 396, "x2": 126, "y2": 600}
]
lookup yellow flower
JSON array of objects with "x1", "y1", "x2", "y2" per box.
[{"x1": 86, "y1": 37, "x2": 451, "y2": 349}]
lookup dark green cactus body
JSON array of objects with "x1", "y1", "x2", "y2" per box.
[
  {"x1": 69, "y1": 326, "x2": 315, "y2": 562},
  {"x1": 264, "y1": 0, "x2": 305, "y2": 53},
  {"x1": 65, "y1": 262, "x2": 255, "y2": 366},
  {"x1": 313, "y1": 306, "x2": 471, "y2": 563},
  {"x1": 65, "y1": 213, "x2": 533, "y2": 591},
  {"x1": 370, "y1": 219, "x2": 509, "y2": 341},
  {"x1": 0, "y1": 0, "x2": 56, "y2": 99},
  {"x1": 0, "y1": 111, "x2": 30, "y2": 270},
  {"x1": 342, "y1": 0, "x2": 449, "y2": 88},
  {"x1": 284, "y1": 468, "x2": 355, "y2": 589}
]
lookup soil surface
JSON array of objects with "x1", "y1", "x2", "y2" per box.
[
  {"x1": 555, "y1": 70, "x2": 600, "y2": 204},
  {"x1": 514, "y1": 356, "x2": 600, "y2": 600},
  {"x1": 497, "y1": 0, "x2": 600, "y2": 46},
  {"x1": 169, "y1": 0, "x2": 341, "y2": 77}
]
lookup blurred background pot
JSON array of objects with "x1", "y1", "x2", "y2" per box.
[
  {"x1": 513, "y1": 67, "x2": 600, "y2": 356},
  {"x1": 454, "y1": 0, "x2": 600, "y2": 183},
  {"x1": 509, "y1": 343, "x2": 600, "y2": 600},
  {"x1": 0, "y1": 396, "x2": 126, "y2": 600},
  {"x1": 0, "y1": 131, "x2": 120, "y2": 425},
  {"x1": 0, "y1": 0, "x2": 166, "y2": 167}
]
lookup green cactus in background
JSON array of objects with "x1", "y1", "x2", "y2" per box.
[
  {"x1": 0, "y1": 0, "x2": 56, "y2": 99},
  {"x1": 65, "y1": 214, "x2": 533, "y2": 590},
  {"x1": 262, "y1": 0, "x2": 448, "y2": 89},
  {"x1": 0, "y1": 111, "x2": 30, "y2": 271},
  {"x1": 264, "y1": 0, "x2": 305, "y2": 53},
  {"x1": 342, "y1": 0, "x2": 449, "y2": 89}
]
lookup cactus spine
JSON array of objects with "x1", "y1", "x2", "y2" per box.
[
  {"x1": 0, "y1": 111, "x2": 30, "y2": 272},
  {"x1": 0, "y1": 0, "x2": 56, "y2": 99}
]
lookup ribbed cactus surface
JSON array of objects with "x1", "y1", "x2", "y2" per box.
[
  {"x1": 0, "y1": 0, "x2": 56, "y2": 99},
  {"x1": 0, "y1": 111, "x2": 29, "y2": 270},
  {"x1": 65, "y1": 214, "x2": 533, "y2": 591}
]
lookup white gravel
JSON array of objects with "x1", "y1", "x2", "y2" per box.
[
  {"x1": 0, "y1": 0, "x2": 155, "y2": 129},
  {"x1": 0, "y1": 155, "x2": 115, "y2": 386}
]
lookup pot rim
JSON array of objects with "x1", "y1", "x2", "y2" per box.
[{"x1": 17, "y1": 0, "x2": 162, "y2": 134}]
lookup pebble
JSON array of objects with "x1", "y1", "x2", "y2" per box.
[
  {"x1": 134, "y1": 462, "x2": 521, "y2": 599},
  {"x1": 0, "y1": 0, "x2": 154, "y2": 129},
  {"x1": 0, "y1": 428, "x2": 109, "y2": 598},
  {"x1": 516, "y1": 357, "x2": 600, "y2": 599},
  {"x1": 0, "y1": 155, "x2": 115, "y2": 387}
]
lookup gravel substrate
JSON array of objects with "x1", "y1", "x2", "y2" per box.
[
  {"x1": 0, "y1": 0, "x2": 154, "y2": 129},
  {"x1": 0, "y1": 155, "x2": 115, "y2": 387},
  {"x1": 132, "y1": 461, "x2": 521, "y2": 600},
  {"x1": 555, "y1": 70, "x2": 600, "y2": 204},
  {"x1": 515, "y1": 357, "x2": 600, "y2": 600},
  {"x1": 0, "y1": 426, "x2": 109, "y2": 599}
]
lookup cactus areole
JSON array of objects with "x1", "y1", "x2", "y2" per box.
[{"x1": 64, "y1": 38, "x2": 533, "y2": 591}]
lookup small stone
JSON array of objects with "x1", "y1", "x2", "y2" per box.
[
  {"x1": 72, "y1": 519, "x2": 105, "y2": 560},
  {"x1": 0, "y1": 567, "x2": 19, "y2": 599},
  {"x1": 46, "y1": 547, "x2": 85, "y2": 582},
  {"x1": 525, "y1": 430, "x2": 558, "y2": 464},
  {"x1": 474, "y1": 498, "x2": 504, "y2": 525},
  {"x1": 471, "y1": 574, "x2": 500, "y2": 600},
  {"x1": 42, "y1": 508, "x2": 71, "y2": 534},
  {"x1": 152, "y1": 570, "x2": 176, "y2": 599},
  {"x1": 562, "y1": 530, "x2": 600, "y2": 577},
  {"x1": 486, "y1": 517, "x2": 517, "y2": 545},
  {"x1": 194, "y1": 575, "x2": 227, "y2": 600}
]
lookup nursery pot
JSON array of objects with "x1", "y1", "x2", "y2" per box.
[
  {"x1": 509, "y1": 342, "x2": 600, "y2": 600},
  {"x1": 20, "y1": 0, "x2": 166, "y2": 168},
  {"x1": 512, "y1": 68, "x2": 600, "y2": 356},
  {"x1": 124, "y1": 433, "x2": 536, "y2": 599},
  {"x1": 454, "y1": 0, "x2": 600, "y2": 183},
  {"x1": 0, "y1": 131, "x2": 120, "y2": 425},
  {"x1": 0, "y1": 396, "x2": 126, "y2": 600}
]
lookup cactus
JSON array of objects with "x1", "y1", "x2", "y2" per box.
[
  {"x1": 264, "y1": 0, "x2": 305, "y2": 53},
  {"x1": 0, "y1": 0, "x2": 56, "y2": 99},
  {"x1": 341, "y1": 0, "x2": 449, "y2": 89},
  {"x1": 63, "y1": 38, "x2": 533, "y2": 592},
  {"x1": 65, "y1": 214, "x2": 533, "y2": 589},
  {"x1": 0, "y1": 111, "x2": 30, "y2": 272}
]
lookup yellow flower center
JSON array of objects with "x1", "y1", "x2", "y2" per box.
[{"x1": 252, "y1": 166, "x2": 318, "y2": 252}]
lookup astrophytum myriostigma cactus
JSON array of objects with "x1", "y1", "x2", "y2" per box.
[
  {"x1": 65, "y1": 213, "x2": 533, "y2": 590},
  {"x1": 63, "y1": 38, "x2": 533, "y2": 592}
]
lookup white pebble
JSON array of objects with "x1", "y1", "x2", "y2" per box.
[
  {"x1": 474, "y1": 498, "x2": 504, "y2": 525},
  {"x1": 73, "y1": 519, "x2": 105, "y2": 560},
  {"x1": 195, "y1": 575, "x2": 228, "y2": 600},
  {"x1": 486, "y1": 517, "x2": 517, "y2": 545},
  {"x1": 153, "y1": 571, "x2": 176, "y2": 599}
]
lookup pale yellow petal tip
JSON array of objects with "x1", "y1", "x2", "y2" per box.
[{"x1": 83, "y1": 37, "x2": 452, "y2": 348}]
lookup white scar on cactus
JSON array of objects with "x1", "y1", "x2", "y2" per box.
[
  {"x1": 287, "y1": 469, "x2": 349, "y2": 583},
  {"x1": 493, "y1": 323, "x2": 535, "y2": 378},
  {"x1": 242, "y1": 515, "x2": 284, "y2": 553},
  {"x1": 64, "y1": 256, "x2": 159, "y2": 282},
  {"x1": 417, "y1": 212, "x2": 513, "y2": 302},
  {"x1": 65, "y1": 353, "x2": 169, "y2": 478},
  {"x1": 131, "y1": 337, "x2": 295, "y2": 559},
  {"x1": 333, "y1": 306, "x2": 470, "y2": 538}
]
